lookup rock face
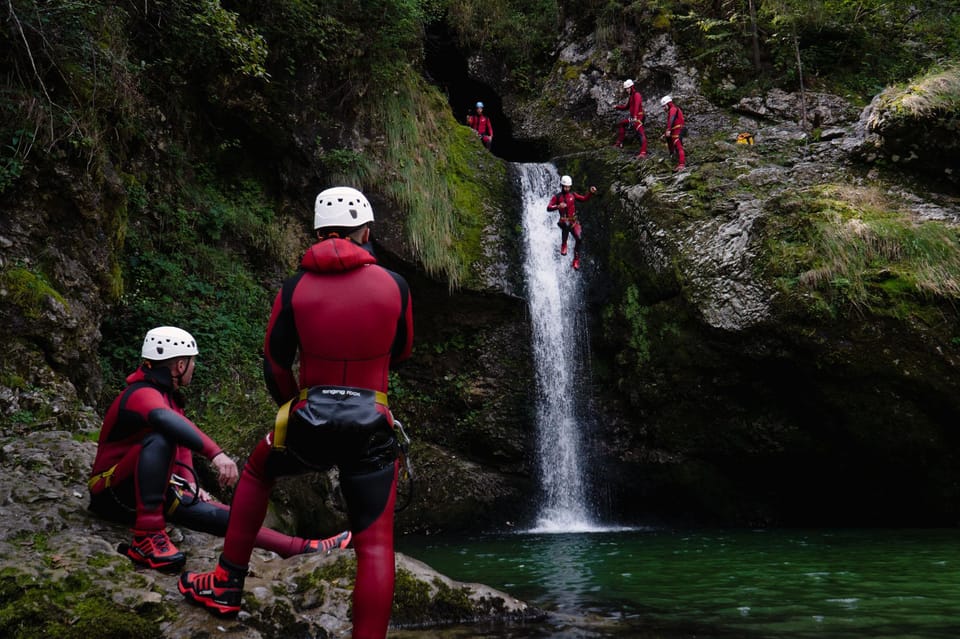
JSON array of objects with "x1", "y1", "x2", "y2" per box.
[
  {"x1": 555, "y1": 75, "x2": 960, "y2": 527},
  {"x1": 0, "y1": 159, "x2": 123, "y2": 407},
  {"x1": 452, "y1": 21, "x2": 960, "y2": 528},
  {"x1": 846, "y1": 67, "x2": 960, "y2": 187},
  {"x1": 0, "y1": 427, "x2": 540, "y2": 637}
]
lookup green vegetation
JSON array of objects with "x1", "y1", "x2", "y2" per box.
[
  {"x1": 0, "y1": 568, "x2": 164, "y2": 639},
  {"x1": 295, "y1": 556, "x2": 357, "y2": 592},
  {"x1": 444, "y1": 0, "x2": 559, "y2": 92},
  {"x1": 392, "y1": 569, "x2": 476, "y2": 626},
  {"x1": 605, "y1": 284, "x2": 652, "y2": 366},
  {"x1": 875, "y1": 63, "x2": 960, "y2": 120},
  {"x1": 373, "y1": 73, "x2": 505, "y2": 289},
  {"x1": 761, "y1": 185, "x2": 960, "y2": 318},
  {"x1": 97, "y1": 165, "x2": 283, "y2": 448},
  {"x1": 568, "y1": 0, "x2": 960, "y2": 104},
  {"x1": 0, "y1": 266, "x2": 67, "y2": 320}
]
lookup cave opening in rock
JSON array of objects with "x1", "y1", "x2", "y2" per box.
[{"x1": 423, "y1": 22, "x2": 551, "y2": 163}]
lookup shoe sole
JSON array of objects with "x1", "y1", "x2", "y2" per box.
[{"x1": 178, "y1": 580, "x2": 241, "y2": 617}]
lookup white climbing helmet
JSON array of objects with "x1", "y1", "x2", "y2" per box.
[
  {"x1": 560, "y1": 175, "x2": 573, "y2": 186},
  {"x1": 313, "y1": 186, "x2": 374, "y2": 230},
  {"x1": 141, "y1": 326, "x2": 198, "y2": 360},
  {"x1": 660, "y1": 95, "x2": 673, "y2": 106},
  {"x1": 476, "y1": 101, "x2": 484, "y2": 108},
  {"x1": 623, "y1": 79, "x2": 634, "y2": 89}
]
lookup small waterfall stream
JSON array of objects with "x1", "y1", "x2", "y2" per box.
[{"x1": 516, "y1": 162, "x2": 599, "y2": 533}]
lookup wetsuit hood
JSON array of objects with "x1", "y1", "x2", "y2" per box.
[
  {"x1": 300, "y1": 238, "x2": 377, "y2": 273},
  {"x1": 126, "y1": 365, "x2": 186, "y2": 407}
]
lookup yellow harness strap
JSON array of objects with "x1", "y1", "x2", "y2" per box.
[
  {"x1": 272, "y1": 388, "x2": 388, "y2": 452},
  {"x1": 166, "y1": 492, "x2": 182, "y2": 516},
  {"x1": 272, "y1": 388, "x2": 308, "y2": 452},
  {"x1": 88, "y1": 465, "x2": 117, "y2": 491}
]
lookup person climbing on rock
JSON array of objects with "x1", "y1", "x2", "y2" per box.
[
  {"x1": 547, "y1": 174, "x2": 597, "y2": 271},
  {"x1": 467, "y1": 101, "x2": 493, "y2": 149},
  {"x1": 661, "y1": 95, "x2": 686, "y2": 172},
  {"x1": 179, "y1": 186, "x2": 414, "y2": 639},
  {"x1": 613, "y1": 79, "x2": 647, "y2": 158},
  {"x1": 88, "y1": 326, "x2": 351, "y2": 573}
]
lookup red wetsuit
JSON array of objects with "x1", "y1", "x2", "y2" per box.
[
  {"x1": 547, "y1": 189, "x2": 594, "y2": 258},
  {"x1": 228, "y1": 237, "x2": 413, "y2": 639},
  {"x1": 89, "y1": 366, "x2": 316, "y2": 557},
  {"x1": 615, "y1": 87, "x2": 647, "y2": 155},
  {"x1": 89, "y1": 366, "x2": 222, "y2": 533},
  {"x1": 467, "y1": 113, "x2": 493, "y2": 148},
  {"x1": 665, "y1": 102, "x2": 686, "y2": 168}
]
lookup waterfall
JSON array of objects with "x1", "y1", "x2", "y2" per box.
[{"x1": 516, "y1": 162, "x2": 600, "y2": 533}]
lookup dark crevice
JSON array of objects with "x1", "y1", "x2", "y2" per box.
[{"x1": 423, "y1": 22, "x2": 550, "y2": 163}]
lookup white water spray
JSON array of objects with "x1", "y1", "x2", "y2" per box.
[{"x1": 516, "y1": 162, "x2": 601, "y2": 533}]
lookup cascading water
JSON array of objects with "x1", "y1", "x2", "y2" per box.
[{"x1": 516, "y1": 162, "x2": 600, "y2": 533}]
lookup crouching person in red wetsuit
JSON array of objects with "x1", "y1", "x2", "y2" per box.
[
  {"x1": 89, "y1": 326, "x2": 350, "y2": 573},
  {"x1": 179, "y1": 186, "x2": 414, "y2": 639}
]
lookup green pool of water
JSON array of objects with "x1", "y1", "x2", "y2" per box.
[{"x1": 397, "y1": 528, "x2": 960, "y2": 638}]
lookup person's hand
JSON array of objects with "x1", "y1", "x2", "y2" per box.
[
  {"x1": 211, "y1": 452, "x2": 239, "y2": 489},
  {"x1": 559, "y1": 201, "x2": 566, "y2": 209},
  {"x1": 589, "y1": 186, "x2": 597, "y2": 193},
  {"x1": 197, "y1": 487, "x2": 214, "y2": 502}
]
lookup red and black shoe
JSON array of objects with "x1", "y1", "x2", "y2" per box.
[
  {"x1": 572, "y1": 256, "x2": 581, "y2": 270},
  {"x1": 120, "y1": 529, "x2": 185, "y2": 573},
  {"x1": 179, "y1": 557, "x2": 247, "y2": 617},
  {"x1": 302, "y1": 530, "x2": 352, "y2": 555},
  {"x1": 560, "y1": 242, "x2": 568, "y2": 256}
]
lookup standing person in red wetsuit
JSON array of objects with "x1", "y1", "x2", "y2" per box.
[
  {"x1": 613, "y1": 79, "x2": 648, "y2": 159},
  {"x1": 180, "y1": 187, "x2": 414, "y2": 639},
  {"x1": 547, "y1": 174, "x2": 597, "y2": 271},
  {"x1": 467, "y1": 100, "x2": 494, "y2": 149},
  {"x1": 88, "y1": 326, "x2": 350, "y2": 573},
  {"x1": 661, "y1": 95, "x2": 686, "y2": 172}
]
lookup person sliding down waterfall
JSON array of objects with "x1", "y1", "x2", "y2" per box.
[{"x1": 547, "y1": 174, "x2": 597, "y2": 271}]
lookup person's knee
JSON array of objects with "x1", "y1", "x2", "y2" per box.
[
  {"x1": 139, "y1": 432, "x2": 175, "y2": 469},
  {"x1": 170, "y1": 499, "x2": 230, "y2": 536}
]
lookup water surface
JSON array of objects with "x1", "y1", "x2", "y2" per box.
[{"x1": 397, "y1": 528, "x2": 960, "y2": 638}]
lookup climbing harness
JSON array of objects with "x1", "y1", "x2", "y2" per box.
[
  {"x1": 166, "y1": 464, "x2": 201, "y2": 515},
  {"x1": 267, "y1": 386, "x2": 414, "y2": 512},
  {"x1": 89, "y1": 460, "x2": 200, "y2": 514}
]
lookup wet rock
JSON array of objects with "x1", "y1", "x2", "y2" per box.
[{"x1": 0, "y1": 429, "x2": 541, "y2": 638}]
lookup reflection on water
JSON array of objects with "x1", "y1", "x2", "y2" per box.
[{"x1": 397, "y1": 528, "x2": 960, "y2": 638}]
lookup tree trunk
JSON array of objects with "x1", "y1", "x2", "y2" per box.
[
  {"x1": 748, "y1": 0, "x2": 761, "y2": 69},
  {"x1": 793, "y1": 26, "x2": 807, "y2": 128}
]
